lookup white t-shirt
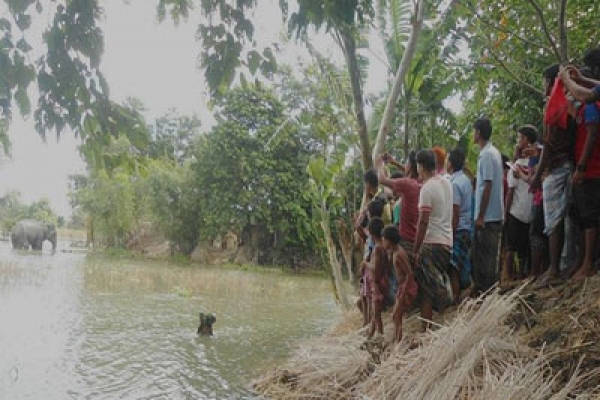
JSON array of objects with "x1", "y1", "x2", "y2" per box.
[
  {"x1": 418, "y1": 175, "x2": 453, "y2": 247},
  {"x1": 507, "y1": 158, "x2": 534, "y2": 223}
]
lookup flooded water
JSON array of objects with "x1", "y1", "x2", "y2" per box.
[{"x1": 0, "y1": 242, "x2": 340, "y2": 399}]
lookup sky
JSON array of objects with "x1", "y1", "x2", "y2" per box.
[{"x1": 0, "y1": 0, "x2": 389, "y2": 218}]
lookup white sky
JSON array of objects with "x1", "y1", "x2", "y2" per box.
[{"x1": 0, "y1": 0, "x2": 389, "y2": 218}]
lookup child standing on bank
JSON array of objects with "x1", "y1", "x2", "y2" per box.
[
  {"x1": 365, "y1": 217, "x2": 389, "y2": 337},
  {"x1": 382, "y1": 225, "x2": 417, "y2": 342}
]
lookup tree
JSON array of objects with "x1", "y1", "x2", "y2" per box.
[
  {"x1": 72, "y1": 170, "x2": 135, "y2": 247},
  {"x1": 145, "y1": 160, "x2": 200, "y2": 255},
  {"x1": 148, "y1": 110, "x2": 202, "y2": 164},
  {"x1": 189, "y1": 84, "x2": 319, "y2": 264},
  {"x1": 0, "y1": 191, "x2": 57, "y2": 234},
  {"x1": 308, "y1": 151, "x2": 351, "y2": 309},
  {"x1": 451, "y1": 0, "x2": 599, "y2": 151}
]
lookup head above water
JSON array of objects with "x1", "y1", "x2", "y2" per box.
[{"x1": 198, "y1": 312, "x2": 217, "y2": 336}]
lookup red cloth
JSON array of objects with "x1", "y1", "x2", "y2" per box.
[{"x1": 544, "y1": 79, "x2": 569, "y2": 129}]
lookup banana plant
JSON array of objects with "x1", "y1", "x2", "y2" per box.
[{"x1": 307, "y1": 140, "x2": 351, "y2": 309}]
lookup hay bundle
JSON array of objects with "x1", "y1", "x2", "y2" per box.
[
  {"x1": 357, "y1": 288, "x2": 525, "y2": 399},
  {"x1": 357, "y1": 288, "x2": 595, "y2": 400},
  {"x1": 252, "y1": 329, "x2": 375, "y2": 399},
  {"x1": 254, "y1": 284, "x2": 600, "y2": 399}
]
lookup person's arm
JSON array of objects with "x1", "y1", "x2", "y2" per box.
[
  {"x1": 371, "y1": 246, "x2": 383, "y2": 282},
  {"x1": 376, "y1": 156, "x2": 395, "y2": 188},
  {"x1": 413, "y1": 210, "x2": 430, "y2": 259},
  {"x1": 414, "y1": 185, "x2": 431, "y2": 259},
  {"x1": 476, "y1": 181, "x2": 492, "y2": 228},
  {"x1": 505, "y1": 169, "x2": 517, "y2": 219},
  {"x1": 561, "y1": 72, "x2": 596, "y2": 102},
  {"x1": 560, "y1": 66, "x2": 600, "y2": 102},
  {"x1": 451, "y1": 204, "x2": 459, "y2": 235},
  {"x1": 395, "y1": 249, "x2": 412, "y2": 304},
  {"x1": 574, "y1": 106, "x2": 600, "y2": 185},
  {"x1": 531, "y1": 129, "x2": 551, "y2": 191},
  {"x1": 451, "y1": 181, "x2": 460, "y2": 234},
  {"x1": 505, "y1": 187, "x2": 515, "y2": 221}
]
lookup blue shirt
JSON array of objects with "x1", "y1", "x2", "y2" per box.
[
  {"x1": 475, "y1": 142, "x2": 504, "y2": 223},
  {"x1": 585, "y1": 101, "x2": 600, "y2": 123},
  {"x1": 592, "y1": 85, "x2": 600, "y2": 102},
  {"x1": 450, "y1": 170, "x2": 473, "y2": 232}
]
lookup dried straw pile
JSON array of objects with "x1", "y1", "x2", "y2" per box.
[
  {"x1": 357, "y1": 288, "x2": 594, "y2": 399},
  {"x1": 254, "y1": 280, "x2": 600, "y2": 399},
  {"x1": 515, "y1": 276, "x2": 600, "y2": 395}
]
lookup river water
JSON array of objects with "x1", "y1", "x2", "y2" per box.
[{"x1": 0, "y1": 242, "x2": 340, "y2": 399}]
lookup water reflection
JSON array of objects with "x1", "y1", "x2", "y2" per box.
[{"x1": 0, "y1": 243, "x2": 339, "y2": 399}]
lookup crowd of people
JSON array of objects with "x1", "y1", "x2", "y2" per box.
[{"x1": 355, "y1": 47, "x2": 600, "y2": 341}]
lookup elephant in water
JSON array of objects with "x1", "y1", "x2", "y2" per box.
[{"x1": 11, "y1": 219, "x2": 57, "y2": 253}]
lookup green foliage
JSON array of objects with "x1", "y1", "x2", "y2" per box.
[
  {"x1": 79, "y1": 98, "x2": 151, "y2": 174},
  {"x1": 189, "y1": 84, "x2": 319, "y2": 256},
  {"x1": 145, "y1": 160, "x2": 200, "y2": 255},
  {"x1": 193, "y1": 0, "x2": 279, "y2": 96},
  {"x1": 148, "y1": 110, "x2": 201, "y2": 164},
  {"x1": 288, "y1": 0, "x2": 374, "y2": 36},
  {"x1": 72, "y1": 170, "x2": 135, "y2": 247},
  {"x1": 0, "y1": 191, "x2": 57, "y2": 234},
  {"x1": 371, "y1": 0, "x2": 465, "y2": 156},
  {"x1": 450, "y1": 0, "x2": 599, "y2": 153}
]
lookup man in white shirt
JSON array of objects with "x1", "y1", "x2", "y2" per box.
[{"x1": 413, "y1": 149, "x2": 454, "y2": 331}]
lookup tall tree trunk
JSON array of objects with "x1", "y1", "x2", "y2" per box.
[
  {"x1": 321, "y1": 204, "x2": 350, "y2": 310},
  {"x1": 337, "y1": 219, "x2": 355, "y2": 284},
  {"x1": 558, "y1": 0, "x2": 568, "y2": 62},
  {"x1": 340, "y1": 29, "x2": 372, "y2": 172},
  {"x1": 403, "y1": 100, "x2": 410, "y2": 157},
  {"x1": 372, "y1": 0, "x2": 427, "y2": 162}
]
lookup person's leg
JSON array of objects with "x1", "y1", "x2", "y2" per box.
[
  {"x1": 450, "y1": 268, "x2": 459, "y2": 304},
  {"x1": 504, "y1": 250, "x2": 515, "y2": 282},
  {"x1": 359, "y1": 296, "x2": 368, "y2": 326},
  {"x1": 573, "y1": 180, "x2": 600, "y2": 280},
  {"x1": 393, "y1": 303, "x2": 405, "y2": 342},
  {"x1": 369, "y1": 299, "x2": 383, "y2": 336},
  {"x1": 573, "y1": 227, "x2": 597, "y2": 280},
  {"x1": 538, "y1": 168, "x2": 569, "y2": 286},
  {"x1": 548, "y1": 219, "x2": 565, "y2": 279},
  {"x1": 478, "y1": 223, "x2": 501, "y2": 291},
  {"x1": 472, "y1": 226, "x2": 485, "y2": 293},
  {"x1": 517, "y1": 221, "x2": 531, "y2": 279},
  {"x1": 420, "y1": 297, "x2": 433, "y2": 333},
  {"x1": 563, "y1": 233, "x2": 584, "y2": 278}
]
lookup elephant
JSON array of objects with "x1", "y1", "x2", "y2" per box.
[{"x1": 11, "y1": 219, "x2": 57, "y2": 253}]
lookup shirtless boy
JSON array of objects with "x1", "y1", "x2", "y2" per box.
[
  {"x1": 382, "y1": 225, "x2": 417, "y2": 342},
  {"x1": 365, "y1": 217, "x2": 389, "y2": 337}
]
